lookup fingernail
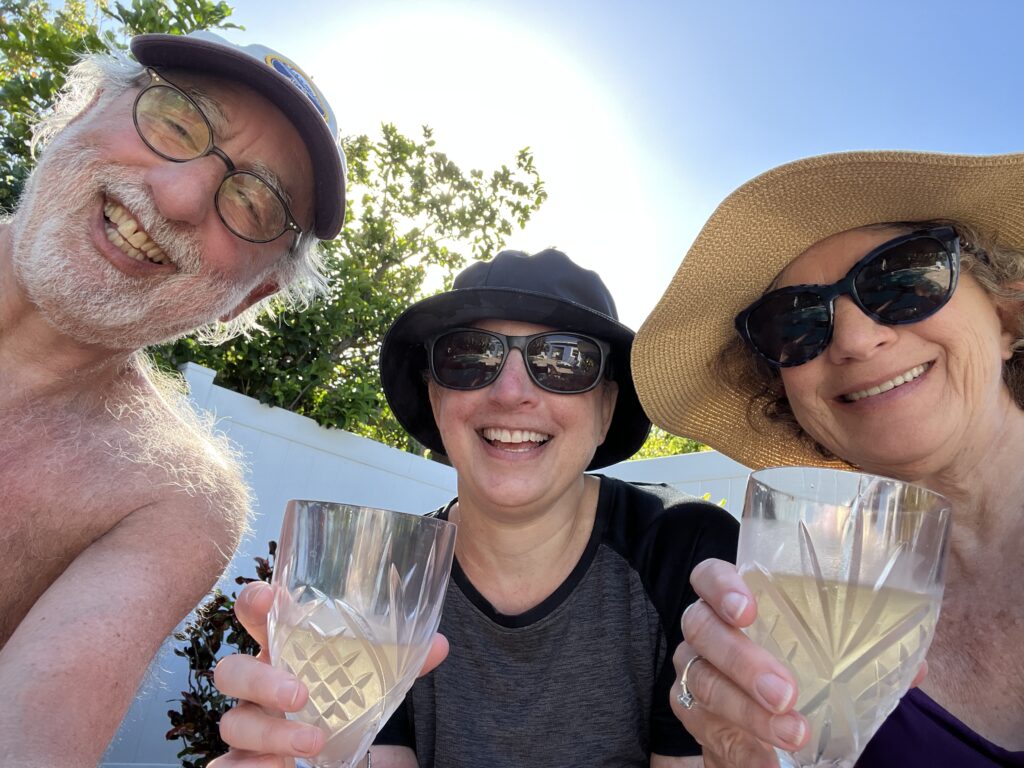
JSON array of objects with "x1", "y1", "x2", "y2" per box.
[
  {"x1": 755, "y1": 672, "x2": 794, "y2": 712},
  {"x1": 770, "y1": 713, "x2": 806, "y2": 748},
  {"x1": 277, "y1": 680, "x2": 302, "y2": 709},
  {"x1": 291, "y1": 727, "x2": 320, "y2": 755},
  {"x1": 245, "y1": 581, "x2": 271, "y2": 602},
  {"x1": 681, "y1": 600, "x2": 698, "y2": 621},
  {"x1": 722, "y1": 591, "x2": 749, "y2": 622}
]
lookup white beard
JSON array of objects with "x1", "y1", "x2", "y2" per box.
[{"x1": 10, "y1": 126, "x2": 266, "y2": 351}]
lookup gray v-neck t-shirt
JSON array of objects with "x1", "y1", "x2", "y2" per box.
[{"x1": 375, "y1": 476, "x2": 739, "y2": 767}]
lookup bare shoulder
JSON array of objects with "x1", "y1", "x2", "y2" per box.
[
  {"x1": 0, "y1": 361, "x2": 257, "y2": 763},
  {"x1": 0, "y1": 359, "x2": 252, "y2": 646},
  {"x1": 112, "y1": 357, "x2": 252, "y2": 549}
]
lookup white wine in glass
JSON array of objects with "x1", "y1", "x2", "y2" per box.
[
  {"x1": 268, "y1": 501, "x2": 457, "y2": 768},
  {"x1": 738, "y1": 468, "x2": 951, "y2": 768}
]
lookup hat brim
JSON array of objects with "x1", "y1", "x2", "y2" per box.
[
  {"x1": 381, "y1": 287, "x2": 651, "y2": 470},
  {"x1": 131, "y1": 34, "x2": 345, "y2": 239},
  {"x1": 633, "y1": 149, "x2": 1024, "y2": 471}
]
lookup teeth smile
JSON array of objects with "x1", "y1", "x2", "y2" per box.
[
  {"x1": 103, "y1": 200, "x2": 169, "y2": 265},
  {"x1": 481, "y1": 427, "x2": 552, "y2": 449},
  {"x1": 843, "y1": 364, "x2": 930, "y2": 402}
]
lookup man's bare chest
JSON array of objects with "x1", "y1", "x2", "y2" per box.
[{"x1": 0, "y1": 419, "x2": 156, "y2": 644}]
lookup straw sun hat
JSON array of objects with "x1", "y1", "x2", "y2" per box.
[{"x1": 632, "y1": 149, "x2": 1024, "y2": 471}]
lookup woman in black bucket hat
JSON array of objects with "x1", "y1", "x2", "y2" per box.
[
  {"x1": 212, "y1": 249, "x2": 738, "y2": 768},
  {"x1": 380, "y1": 247, "x2": 650, "y2": 470}
]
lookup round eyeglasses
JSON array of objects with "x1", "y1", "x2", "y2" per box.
[{"x1": 132, "y1": 68, "x2": 302, "y2": 244}]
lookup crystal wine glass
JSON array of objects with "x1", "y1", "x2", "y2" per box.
[
  {"x1": 738, "y1": 467, "x2": 951, "y2": 768},
  {"x1": 267, "y1": 501, "x2": 457, "y2": 768}
]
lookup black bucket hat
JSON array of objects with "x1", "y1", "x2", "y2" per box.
[{"x1": 380, "y1": 249, "x2": 651, "y2": 470}]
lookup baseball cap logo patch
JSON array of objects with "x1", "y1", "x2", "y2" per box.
[{"x1": 265, "y1": 54, "x2": 330, "y2": 123}]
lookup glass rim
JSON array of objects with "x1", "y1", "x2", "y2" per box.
[
  {"x1": 285, "y1": 499, "x2": 457, "y2": 530},
  {"x1": 746, "y1": 466, "x2": 952, "y2": 514}
]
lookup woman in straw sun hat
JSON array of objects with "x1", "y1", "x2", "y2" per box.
[{"x1": 632, "y1": 149, "x2": 1024, "y2": 767}]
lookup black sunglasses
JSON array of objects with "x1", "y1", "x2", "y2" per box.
[
  {"x1": 428, "y1": 328, "x2": 610, "y2": 394},
  {"x1": 132, "y1": 68, "x2": 302, "y2": 244},
  {"x1": 735, "y1": 226, "x2": 960, "y2": 367}
]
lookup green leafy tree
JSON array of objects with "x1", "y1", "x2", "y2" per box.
[
  {"x1": 633, "y1": 426, "x2": 709, "y2": 459},
  {"x1": 0, "y1": 0, "x2": 238, "y2": 211},
  {"x1": 2, "y1": 2, "x2": 547, "y2": 450},
  {"x1": 153, "y1": 126, "x2": 546, "y2": 448}
]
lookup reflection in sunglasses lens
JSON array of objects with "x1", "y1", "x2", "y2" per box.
[
  {"x1": 749, "y1": 293, "x2": 831, "y2": 367},
  {"x1": 527, "y1": 334, "x2": 603, "y2": 392},
  {"x1": 430, "y1": 331, "x2": 501, "y2": 391},
  {"x1": 855, "y1": 238, "x2": 953, "y2": 322},
  {"x1": 432, "y1": 331, "x2": 605, "y2": 393},
  {"x1": 748, "y1": 232, "x2": 955, "y2": 367},
  {"x1": 433, "y1": 331, "x2": 504, "y2": 389}
]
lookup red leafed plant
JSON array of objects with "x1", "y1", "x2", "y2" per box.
[{"x1": 165, "y1": 541, "x2": 275, "y2": 768}]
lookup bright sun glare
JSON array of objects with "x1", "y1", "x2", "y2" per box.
[{"x1": 298, "y1": 6, "x2": 658, "y2": 328}]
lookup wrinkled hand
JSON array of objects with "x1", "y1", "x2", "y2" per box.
[
  {"x1": 672, "y1": 559, "x2": 928, "y2": 768},
  {"x1": 671, "y1": 559, "x2": 804, "y2": 768},
  {"x1": 208, "y1": 581, "x2": 449, "y2": 767}
]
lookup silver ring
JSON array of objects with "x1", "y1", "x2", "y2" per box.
[{"x1": 676, "y1": 654, "x2": 705, "y2": 710}]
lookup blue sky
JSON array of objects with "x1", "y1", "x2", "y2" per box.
[{"x1": 222, "y1": 0, "x2": 1024, "y2": 328}]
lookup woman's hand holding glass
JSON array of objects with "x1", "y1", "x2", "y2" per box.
[
  {"x1": 675, "y1": 559, "x2": 929, "y2": 768},
  {"x1": 672, "y1": 558, "x2": 804, "y2": 768},
  {"x1": 209, "y1": 581, "x2": 449, "y2": 767}
]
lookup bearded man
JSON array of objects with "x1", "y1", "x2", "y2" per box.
[{"x1": 0, "y1": 32, "x2": 344, "y2": 766}]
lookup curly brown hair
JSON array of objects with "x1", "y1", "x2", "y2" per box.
[{"x1": 715, "y1": 220, "x2": 1024, "y2": 456}]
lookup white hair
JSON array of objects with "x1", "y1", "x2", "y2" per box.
[{"x1": 30, "y1": 48, "x2": 329, "y2": 344}]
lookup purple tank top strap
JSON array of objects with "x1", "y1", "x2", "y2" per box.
[{"x1": 855, "y1": 688, "x2": 1024, "y2": 767}]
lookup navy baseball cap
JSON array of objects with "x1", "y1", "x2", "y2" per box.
[{"x1": 131, "y1": 31, "x2": 346, "y2": 239}]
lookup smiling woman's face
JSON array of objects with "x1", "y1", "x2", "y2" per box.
[
  {"x1": 427, "y1": 318, "x2": 617, "y2": 513},
  {"x1": 776, "y1": 226, "x2": 1016, "y2": 477}
]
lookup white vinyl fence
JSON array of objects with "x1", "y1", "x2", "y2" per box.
[{"x1": 102, "y1": 363, "x2": 750, "y2": 767}]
